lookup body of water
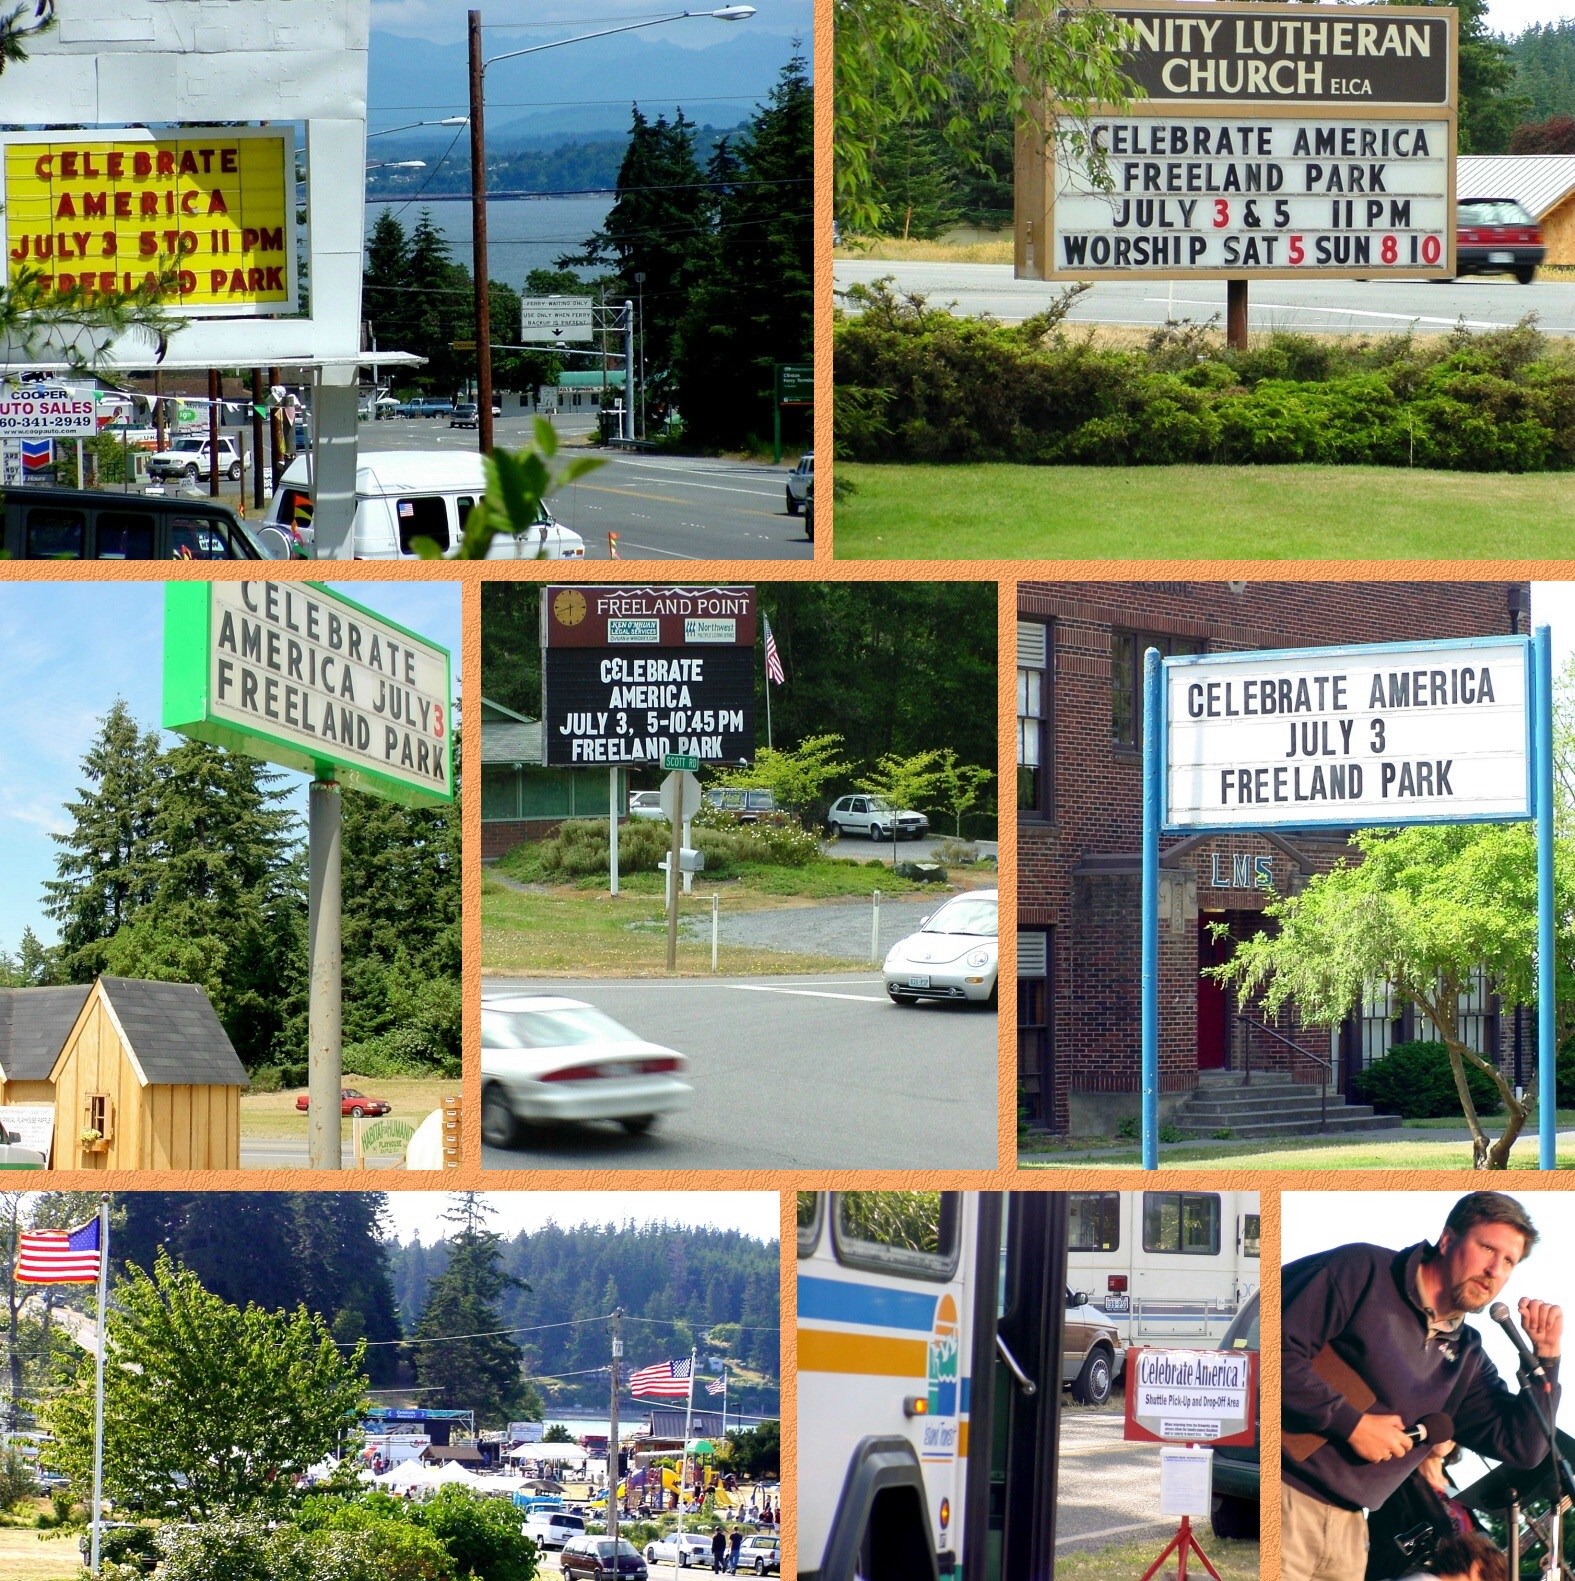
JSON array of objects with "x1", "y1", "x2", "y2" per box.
[{"x1": 365, "y1": 194, "x2": 615, "y2": 286}]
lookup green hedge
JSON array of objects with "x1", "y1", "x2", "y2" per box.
[
  {"x1": 834, "y1": 281, "x2": 1575, "y2": 471},
  {"x1": 1355, "y1": 1039, "x2": 1504, "y2": 1119}
]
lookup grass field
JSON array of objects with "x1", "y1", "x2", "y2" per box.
[
  {"x1": 1055, "y1": 1531, "x2": 1258, "y2": 1581},
  {"x1": 482, "y1": 877, "x2": 871, "y2": 977},
  {"x1": 1021, "y1": 1135, "x2": 1574, "y2": 1169},
  {"x1": 834, "y1": 461, "x2": 1575, "y2": 559},
  {"x1": 0, "y1": 1525, "x2": 79, "y2": 1580},
  {"x1": 240, "y1": 1077, "x2": 454, "y2": 1142}
]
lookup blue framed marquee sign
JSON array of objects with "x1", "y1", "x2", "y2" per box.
[{"x1": 1140, "y1": 627, "x2": 1555, "y2": 1168}]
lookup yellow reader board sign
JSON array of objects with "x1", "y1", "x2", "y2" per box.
[{"x1": 2, "y1": 126, "x2": 294, "y2": 315}]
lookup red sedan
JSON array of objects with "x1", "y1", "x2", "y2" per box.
[{"x1": 294, "y1": 1088, "x2": 392, "y2": 1118}]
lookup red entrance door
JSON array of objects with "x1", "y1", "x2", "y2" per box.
[{"x1": 1196, "y1": 917, "x2": 1230, "y2": 1069}]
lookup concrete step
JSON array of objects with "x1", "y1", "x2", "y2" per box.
[
  {"x1": 1173, "y1": 1111, "x2": 1403, "y2": 1139},
  {"x1": 1184, "y1": 1086, "x2": 1330, "y2": 1107}
]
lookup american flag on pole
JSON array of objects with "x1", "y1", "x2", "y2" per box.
[
  {"x1": 16, "y1": 1217, "x2": 103, "y2": 1284},
  {"x1": 763, "y1": 615, "x2": 784, "y2": 685},
  {"x1": 705, "y1": 1374, "x2": 727, "y2": 1397},
  {"x1": 628, "y1": 1357, "x2": 693, "y2": 1398}
]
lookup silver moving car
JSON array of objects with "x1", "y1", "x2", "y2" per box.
[
  {"x1": 883, "y1": 888, "x2": 998, "y2": 1005},
  {"x1": 480, "y1": 996, "x2": 695, "y2": 1147}
]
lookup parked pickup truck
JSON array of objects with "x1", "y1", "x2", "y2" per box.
[
  {"x1": 148, "y1": 434, "x2": 243, "y2": 481},
  {"x1": 400, "y1": 397, "x2": 455, "y2": 418}
]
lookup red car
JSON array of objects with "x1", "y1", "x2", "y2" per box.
[
  {"x1": 1454, "y1": 197, "x2": 1545, "y2": 284},
  {"x1": 294, "y1": 1088, "x2": 391, "y2": 1118}
]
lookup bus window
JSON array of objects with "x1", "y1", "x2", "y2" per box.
[
  {"x1": 1068, "y1": 1191, "x2": 1120, "y2": 1252},
  {"x1": 1241, "y1": 1213, "x2": 1261, "y2": 1259},
  {"x1": 396, "y1": 495, "x2": 449, "y2": 554},
  {"x1": 833, "y1": 1191, "x2": 959, "y2": 1279},
  {"x1": 94, "y1": 511, "x2": 155, "y2": 559},
  {"x1": 1142, "y1": 1192, "x2": 1221, "y2": 1256},
  {"x1": 796, "y1": 1191, "x2": 822, "y2": 1255},
  {"x1": 26, "y1": 507, "x2": 84, "y2": 558}
]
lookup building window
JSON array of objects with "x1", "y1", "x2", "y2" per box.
[
  {"x1": 84, "y1": 1093, "x2": 113, "y2": 1146},
  {"x1": 1142, "y1": 1192, "x2": 1221, "y2": 1255},
  {"x1": 1018, "y1": 621, "x2": 1049, "y2": 818},
  {"x1": 1112, "y1": 630, "x2": 1205, "y2": 749},
  {"x1": 1017, "y1": 929, "x2": 1051, "y2": 1127}
]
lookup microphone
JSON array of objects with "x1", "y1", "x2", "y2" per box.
[
  {"x1": 1490, "y1": 1301, "x2": 1549, "y2": 1384},
  {"x1": 1406, "y1": 1412, "x2": 1454, "y2": 1446}
]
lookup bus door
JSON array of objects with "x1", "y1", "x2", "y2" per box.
[{"x1": 963, "y1": 1193, "x2": 1068, "y2": 1581}]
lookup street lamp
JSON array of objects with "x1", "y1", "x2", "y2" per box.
[
  {"x1": 366, "y1": 160, "x2": 427, "y2": 171},
  {"x1": 467, "y1": 5, "x2": 755, "y2": 451},
  {"x1": 367, "y1": 116, "x2": 470, "y2": 138}
]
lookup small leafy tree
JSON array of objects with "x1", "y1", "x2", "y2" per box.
[
  {"x1": 718, "y1": 1420, "x2": 779, "y2": 1480},
  {"x1": 932, "y1": 750, "x2": 994, "y2": 839},
  {"x1": 709, "y1": 735, "x2": 851, "y2": 827},
  {"x1": 43, "y1": 1253, "x2": 370, "y2": 1517},
  {"x1": 543, "y1": 1423, "x2": 575, "y2": 1444},
  {"x1": 857, "y1": 749, "x2": 944, "y2": 862},
  {"x1": 1208, "y1": 823, "x2": 1575, "y2": 1169}
]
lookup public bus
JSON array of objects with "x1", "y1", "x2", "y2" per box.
[
  {"x1": 1064, "y1": 1189, "x2": 1259, "y2": 1351},
  {"x1": 797, "y1": 1190, "x2": 1075, "y2": 1581}
]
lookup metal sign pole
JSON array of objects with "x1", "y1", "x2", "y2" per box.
[
  {"x1": 1142, "y1": 646, "x2": 1162, "y2": 1171},
  {"x1": 1536, "y1": 624, "x2": 1556, "y2": 1169},
  {"x1": 308, "y1": 778, "x2": 343, "y2": 1169}
]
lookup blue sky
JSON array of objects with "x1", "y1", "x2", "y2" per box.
[
  {"x1": 381, "y1": 1191, "x2": 780, "y2": 1245},
  {"x1": 0, "y1": 580, "x2": 461, "y2": 953},
  {"x1": 369, "y1": 0, "x2": 811, "y2": 48}
]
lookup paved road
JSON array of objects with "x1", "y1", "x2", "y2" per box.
[
  {"x1": 836, "y1": 258, "x2": 1575, "y2": 335},
  {"x1": 685, "y1": 897, "x2": 940, "y2": 959},
  {"x1": 1055, "y1": 1411, "x2": 1183, "y2": 1553},
  {"x1": 480, "y1": 973, "x2": 998, "y2": 1171},
  {"x1": 818, "y1": 833, "x2": 1001, "y2": 865},
  {"x1": 239, "y1": 1139, "x2": 406, "y2": 1169},
  {"x1": 358, "y1": 414, "x2": 811, "y2": 560}
]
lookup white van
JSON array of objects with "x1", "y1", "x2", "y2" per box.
[
  {"x1": 263, "y1": 450, "x2": 585, "y2": 560},
  {"x1": 521, "y1": 1510, "x2": 586, "y2": 1550}
]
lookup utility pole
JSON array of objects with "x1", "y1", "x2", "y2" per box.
[
  {"x1": 468, "y1": 9, "x2": 495, "y2": 454},
  {"x1": 206, "y1": 369, "x2": 220, "y2": 497},
  {"x1": 608, "y1": 1308, "x2": 623, "y2": 1547},
  {"x1": 250, "y1": 367, "x2": 266, "y2": 512}
]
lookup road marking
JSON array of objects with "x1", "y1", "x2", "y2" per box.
[
  {"x1": 728, "y1": 985, "x2": 889, "y2": 1003},
  {"x1": 572, "y1": 482, "x2": 784, "y2": 521},
  {"x1": 1056, "y1": 1519, "x2": 1173, "y2": 1547},
  {"x1": 608, "y1": 461, "x2": 785, "y2": 498},
  {"x1": 1148, "y1": 295, "x2": 1519, "y2": 331}
]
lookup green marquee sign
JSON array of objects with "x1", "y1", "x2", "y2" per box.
[{"x1": 163, "y1": 581, "x2": 454, "y2": 807}]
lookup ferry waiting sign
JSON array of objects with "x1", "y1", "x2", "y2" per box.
[
  {"x1": 1139, "y1": 628, "x2": 1557, "y2": 1172},
  {"x1": 1016, "y1": 0, "x2": 1459, "y2": 282}
]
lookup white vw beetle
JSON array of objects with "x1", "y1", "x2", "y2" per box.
[{"x1": 883, "y1": 889, "x2": 998, "y2": 1006}]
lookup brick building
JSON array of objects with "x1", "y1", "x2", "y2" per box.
[{"x1": 1016, "y1": 580, "x2": 1530, "y2": 1135}]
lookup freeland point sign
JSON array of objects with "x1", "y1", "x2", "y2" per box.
[
  {"x1": 540, "y1": 585, "x2": 756, "y2": 768},
  {"x1": 1016, "y1": 0, "x2": 1458, "y2": 282},
  {"x1": 163, "y1": 581, "x2": 454, "y2": 807},
  {"x1": 1137, "y1": 628, "x2": 1557, "y2": 1171}
]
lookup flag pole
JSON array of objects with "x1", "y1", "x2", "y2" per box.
[
  {"x1": 764, "y1": 633, "x2": 773, "y2": 751},
  {"x1": 676, "y1": 1348, "x2": 697, "y2": 1545},
  {"x1": 89, "y1": 1192, "x2": 109, "y2": 1579}
]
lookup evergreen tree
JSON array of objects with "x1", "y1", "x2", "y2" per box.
[
  {"x1": 40, "y1": 701, "x2": 160, "y2": 981},
  {"x1": 100, "y1": 739, "x2": 305, "y2": 1067},
  {"x1": 671, "y1": 56, "x2": 813, "y2": 450},
  {"x1": 1382, "y1": 0, "x2": 1527, "y2": 152},
  {"x1": 870, "y1": 124, "x2": 962, "y2": 240},
  {"x1": 406, "y1": 212, "x2": 473, "y2": 398},
  {"x1": 559, "y1": 108, "x2": 711, "y2": 427},
  {"x1": 410, "y1": 1195, "x2": 540, "y2": 1427},
  {"x1": 1511, "y1": 21, "x2": 1575, "y2": 122},
  {"x1": 363, "y1": 210, "x2": 414, "y2": 370}
]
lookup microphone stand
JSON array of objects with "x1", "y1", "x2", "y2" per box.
[{"x1": 1513, "y1": 1350, "x2": 1575, "y2": 1580}]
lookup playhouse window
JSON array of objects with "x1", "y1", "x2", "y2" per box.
[{"x1": 86, "y1": 1094, "x2": 112, "y2": 1142}]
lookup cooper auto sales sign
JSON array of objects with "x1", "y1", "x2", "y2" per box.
[
  {"x1": 1164, "y1": 636, "x2": 1532, "y2": 832},
  {"x1": 1017, "y1": 0, "x2": 1458, "y2": 281}
]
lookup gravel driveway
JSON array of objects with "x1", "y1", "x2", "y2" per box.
[{"x1": 682, "y1": 896, "x2": 943, "y2": 958}]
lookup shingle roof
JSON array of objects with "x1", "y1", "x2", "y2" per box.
[
  {"x1": 95, "y1": 978, "x2": 249, "y2": 1087},
  {"x1": 0, "y1": 985, "x2": 92, "y2": 1081},
  {"x1": 1457, "y1": 155, "x2": 1575, "y2": 219},
  {"x1": 482, "y1": 718, "x2": 543, "y2": 765}
]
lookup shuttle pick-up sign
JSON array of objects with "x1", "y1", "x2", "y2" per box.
[
  {"x1": 163, "y1": 581, "x2": 454, "y2": 807},
  {"x1": 1163, "y1": 635, "x2": 1532, "y2": 831},
  {"x1": 1124, "y1": 1347, "x2": 1257, "y2": 1445}
]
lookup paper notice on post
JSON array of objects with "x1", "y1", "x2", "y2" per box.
[{"x1": 1159, "y1": 1447, "x2": 1213, "y2": 1518}]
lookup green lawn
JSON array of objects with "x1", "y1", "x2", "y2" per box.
[
  {"x1": 834, "y1": 462, "x2": 1575, "y2": 559},
  {"x1": 1054, "y1": 1531, "x2": 1258, "y2": 1581},
  {"x1": 1021, "y1": 1135, "x2": 1575, "y2": 1169}
]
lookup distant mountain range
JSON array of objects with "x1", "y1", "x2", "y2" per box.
[{"x1": 368, "y1": 27, "x2": 809, "y2": 149}]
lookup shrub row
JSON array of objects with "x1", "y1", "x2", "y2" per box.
[
  {"x1": 536, "y1": 816, "x2": 820, "y2": 878},
  {"x1": 834, "y1": 282, "x2": 1575, "y2": 471}
]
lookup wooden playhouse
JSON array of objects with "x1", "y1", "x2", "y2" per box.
[{"x1": 0, "y1": 976, "x2": 248, "y2": 1169}]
